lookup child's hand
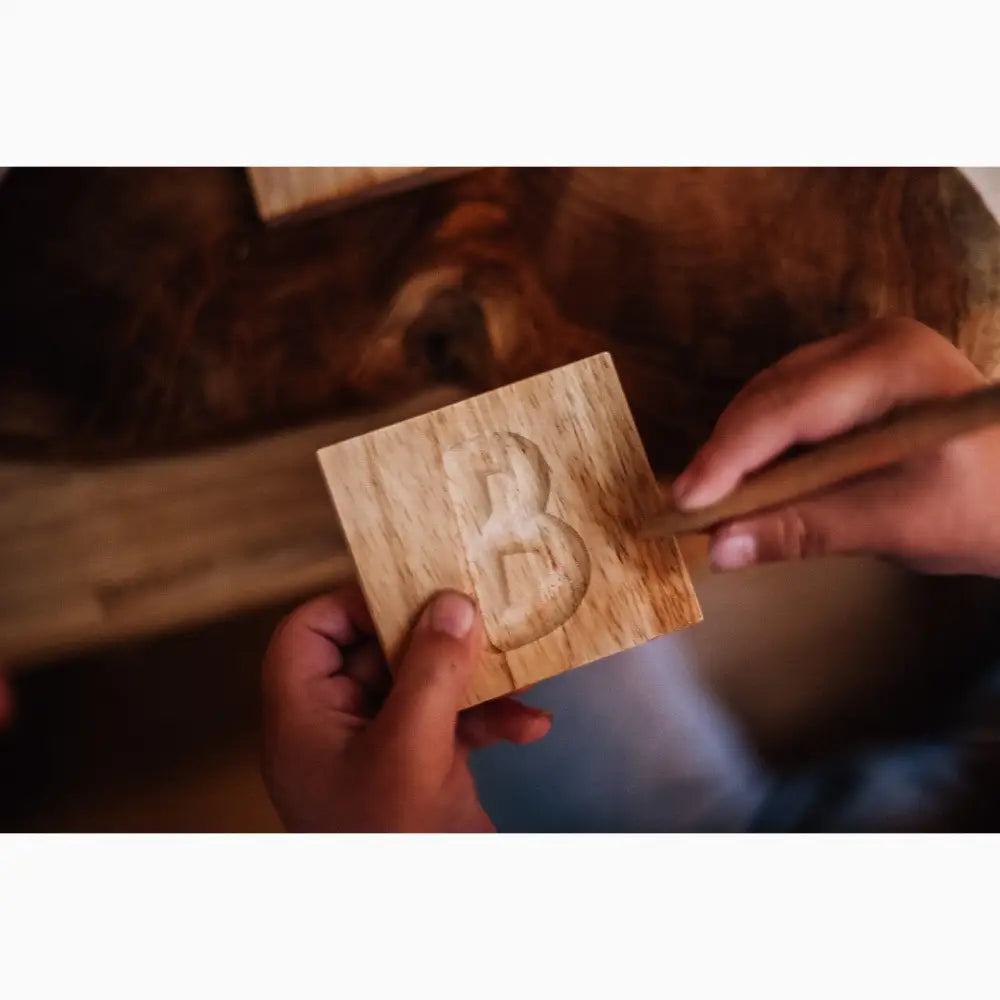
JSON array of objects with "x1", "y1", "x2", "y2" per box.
[
  {"x1": 673, "y1": 318, "x2": 1000, "y2": 576},
  {"x1": 261, "y1": 586, "x2": 551, "y2": 831}
]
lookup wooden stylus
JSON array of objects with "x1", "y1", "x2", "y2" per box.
[{"x1": 640, "y1": 381, "x2": 1000, "y2": 539}]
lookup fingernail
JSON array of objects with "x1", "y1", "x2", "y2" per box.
[
  {"x1": 424, "y1": 591, "x2": 476, "y2": 639},
  {"x1": 677, "y1": 479, "x2": 724, "y2": 511},
  {"x1": 711, "y1": 534, "x2": 757, "y2": 570}
]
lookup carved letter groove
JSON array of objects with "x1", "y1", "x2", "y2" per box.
[{"x1": 444, "y1": 432, "x2": 591, "y2": 651}]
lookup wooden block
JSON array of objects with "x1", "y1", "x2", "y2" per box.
[
  {"x1": 318, "y1": 353, "x2": 702, "y2": 707},
  {"x1": 246, "y1": 167, "x2": 476, "y2": 222},
  {"x1": 0, "y1": 387, "x2": 466, "y2": 667}
]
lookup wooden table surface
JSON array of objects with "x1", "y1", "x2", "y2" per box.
[{"x1": 1, "y1": 167, "x2": 999, "y2": 665}]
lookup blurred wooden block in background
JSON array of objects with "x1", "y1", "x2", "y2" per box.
[
  {"x1": 0, "y1": 388, "x2": 468, "y2": 667},
  {"x1": 318, "y1": 353, "x2": 702, "y2": 707},
  {"x1": 247, "y1": 167, "x2": 476, "y2": 222}
]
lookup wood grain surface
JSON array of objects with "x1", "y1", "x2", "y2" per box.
[
  {"x1": 1, "y1": 167, "x2": 999, "y2": 664},
  {"x1": 0, "y1": 388, "x2": 463, "y2": 665},
  {"x1": 2, "y1": 168, "x2": 998, "y2": 471},
  {"x1": 319, "y1": 354, "x2": 701, "y2": 706},
  {"x1": 247, "y1": 167, "x2": 475, "y2": 221}
]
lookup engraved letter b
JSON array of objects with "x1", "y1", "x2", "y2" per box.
[{"x1": 443, "y1": 432, "x2": 590, "y2": 652}]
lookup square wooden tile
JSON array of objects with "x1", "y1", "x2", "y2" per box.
[
  {"x1": 317, "y1": 353, "x2": 702, "y2": 707},
  {"x1": 246, "y1": 167, "x2": 477, "y2": 222}
]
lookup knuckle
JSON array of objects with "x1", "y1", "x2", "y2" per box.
[
  {"x1": 406, "y1": 632, "x2": 468, "y2": 675},
  {"x1": 730, "y1": 377, "x2": 799, "y2": 423},
  {"x1": 933, "y1": 431, "x2": 989, "y2": 492},
  {"x1": 871, "y1": 319, "x2": 977, "y2": 388},
  {"x1": 938, "y1": 436, "x2": 972, "y2": 474},
  {"x1": 867, "y1": 317, "x2": 936, "y2": 351},
  {"x1": 764, "y1": 377, "x2": 803, "y2": 414},
  {"x1": 775, "y1": 506, "x2": 831, "y2": 559}
]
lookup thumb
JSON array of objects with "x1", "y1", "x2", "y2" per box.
[
  {"x1": 373, "y1": 590, "x2": 483, "y2": 752},
  {"x1": 707, "y1": 467, "x2": 919, "y2": 570}
]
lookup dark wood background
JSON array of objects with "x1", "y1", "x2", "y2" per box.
[{"x1": 3, "y1": 168, "x2": 999, "y2": 475}]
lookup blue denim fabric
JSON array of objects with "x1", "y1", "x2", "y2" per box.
[
  {"x1": 753, "y1": 652, "x2": 1000, "y2": 831},
  {"x1": 471, "y1": 635, "x2": 770, "y2": 832},
  {"x1": 470, "y1": 624, "x2": 1000, "y2": 833},
  {"x1": 750, "y1": 743, "x2": 965, "y2": 832}
]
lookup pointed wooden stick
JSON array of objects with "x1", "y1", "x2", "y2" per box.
[{"x1": 641, "y1": 381, "x2": 1000, "y2": 539}]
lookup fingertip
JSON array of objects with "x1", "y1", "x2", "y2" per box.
[
  {"x1": 671, "y1": 448, "x2": 709, "y2": 504},
  {"x1": 709, "y1": 529, "x2": 759, "y2": 571},
  {"x1": 672, "y1": 449, "x2": 737, "y2": 512},
  {"x1": 382, "y1": 592, "x2": 484, "y2": 734},
  {"x1": 511, "y1": 712, "x2": 553, "y2": 744},
  {"x1": 671, "y1": 467, "x2": 694, "y2": 505},
  {"x1": 458, "y1": 699, "x2": 553, "y2": 748},
  {"x1": 419, "y1": 590, "x2": 479, "y2": 641},
  {"x1": 401, "y1": 591, "x2": 484, "y2": 691},
  {"x1": 675, "y1": 472, "x2": 733, "y2": 511}
]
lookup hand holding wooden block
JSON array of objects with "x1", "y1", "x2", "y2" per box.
[{"x1": 317, "y1": 353, "x2": 702, "y2": 707}]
